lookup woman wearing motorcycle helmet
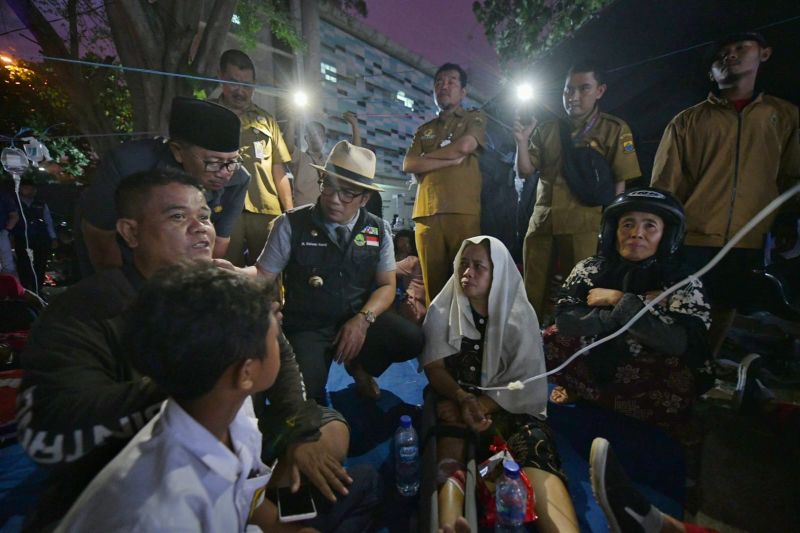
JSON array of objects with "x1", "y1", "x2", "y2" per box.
[{"x1": 545, "y1": 188, "x2": 714, "y2": 437}]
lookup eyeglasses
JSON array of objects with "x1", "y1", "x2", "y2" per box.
[
  {"x1": 190, "y1": 152, "x2": 242, "y2": 172},
  {"x1": 200, "y1": 158, "x2": 242, "y2": 173},
  {"x1": 318, "y1": 178, "x2": 365, "y2": 203}
]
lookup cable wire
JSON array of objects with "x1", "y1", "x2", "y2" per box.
[{"x1": 474, "y1": 181, "x2": 800, "y2": 393}]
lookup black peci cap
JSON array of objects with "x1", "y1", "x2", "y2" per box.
[{"x1": 168, "y1": 97, "x2": 241, "y2": 152}]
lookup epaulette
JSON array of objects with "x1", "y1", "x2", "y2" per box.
[
  {"x1": 417, "y1": 117, "x2": 437, "y2": 130},
  {"x1": 598, "y1": 112, "x2": 628, "y2": 128}
]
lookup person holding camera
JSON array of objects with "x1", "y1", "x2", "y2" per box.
[{"x1": 514, "y1": 61, "x2": 641, "y2": 320}]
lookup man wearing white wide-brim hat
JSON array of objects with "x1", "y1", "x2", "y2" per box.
[{"x1": 252, "y1": 140, "x2": 423, "y2": 403}]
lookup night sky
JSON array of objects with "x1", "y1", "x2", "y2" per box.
[
  {"x1": 0, "y1": 1, "x2": 502, "y2": 96},
  {"x1": 359, "y1": 0, "x2": 501, "y2": 96}
]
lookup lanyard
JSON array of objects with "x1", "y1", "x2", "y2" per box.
[{"x1": 573, "y1": 111, "x2": 600, "y2": 142}]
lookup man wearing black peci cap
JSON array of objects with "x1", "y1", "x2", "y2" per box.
[
  {"x1": 244, "y1": 140, "x2": 423, "y2": 403},
  {"x1": 651, "y1": 32, "x2": 800, "y2": 356},
  {"x1": 78, "y1": 97, "x2": 250, "y2": 275}
]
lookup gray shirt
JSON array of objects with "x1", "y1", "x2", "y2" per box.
[{"x1": 257, "y1": 209, "x2": 395, "y2": 274}]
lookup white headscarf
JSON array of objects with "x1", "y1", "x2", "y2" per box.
[{"x1": 420, "y1": 236, "x2": 548, "y2": 419}]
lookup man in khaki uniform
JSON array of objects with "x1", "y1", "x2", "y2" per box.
[
  {"x1": 215, "y1": 49, "x2": 292, "y2": 266},
  {"x1": 404, "y1": 63, "x2": 486, "y2": 304},
  {"x1": 515, "y1": 62, "x2": 641, "y2": 317}
]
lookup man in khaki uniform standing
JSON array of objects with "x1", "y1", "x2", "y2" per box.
[
  {"x1": 404, "y1": 63, "x2": 486, "y2": 304},
  {"x1": 515, "y1": 62, "x2": 641, "y2": 317},
  {"x1": 215, "y1": 49, "x2": 292, "y2": 266}
]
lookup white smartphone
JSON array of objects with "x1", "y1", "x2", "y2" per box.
[{"x1": 277, "y1": 485, "x2": 317, "y2": 522}]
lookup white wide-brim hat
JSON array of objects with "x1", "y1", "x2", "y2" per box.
[{"x1": 310, "y1": 140, "x2": 384, "y2": 192}]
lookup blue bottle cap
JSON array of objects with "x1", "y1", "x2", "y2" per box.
[
  {"x1": 502, "y1": 459, "x2": 521, "y2": 478},
  {"x1": 400, "y1": 415, "x2": 412, "y2": 428}
]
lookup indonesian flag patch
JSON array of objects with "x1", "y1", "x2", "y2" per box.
[{"x1": 365, "y1": 235, "x2": 379, "y2": 247}]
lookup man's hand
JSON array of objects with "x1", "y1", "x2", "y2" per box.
[
  {"x1": 587, "y1": 288, "x2": 624, "y2": 308},
  {"x1": 333, "y1": 314, "x2": 369, "y2": 364},
  {"x1": 512, "y1": 119, "x2": 537, "y2": 146},
  {"x1": 342, "y1": 111, "x2": 358, "y2": 126},
  {"x1": 459, "y1": 394, "x2": 492, "y2": 432},
  {"x1": 288, "y1": 440, "x2": 353, "y2": 502}
]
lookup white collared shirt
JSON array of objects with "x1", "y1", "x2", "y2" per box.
[{"x1": 56, "y1": 397, "x2": 272, "y2": 532}]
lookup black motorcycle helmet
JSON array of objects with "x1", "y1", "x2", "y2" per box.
[{"x1": 599, "y1": 188, "x2": 686, "y2": 259}]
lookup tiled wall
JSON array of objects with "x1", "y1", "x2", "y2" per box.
[{"x1": 317, "y1": 20, "x2": 480, "y2": 189}]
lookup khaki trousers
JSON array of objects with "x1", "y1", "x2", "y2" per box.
[
  {"x1": 225, "y1": 211, "x2": 279, "y2": 267},
  {"x1": 523, "y1": 231, "x2": 598, "y2": 317},
  {"x1": 415, "y1": 214, "x2": 481, "y2": 305}
]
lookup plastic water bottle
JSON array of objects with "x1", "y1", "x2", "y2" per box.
[
  {"x1": 394, "y1": 415, "x2": 419, "y2": 496},
  {"x1": 495, "y1": 459, "x2": 527, "y2": 532}
]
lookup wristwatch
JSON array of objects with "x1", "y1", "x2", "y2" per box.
[{"x1": 358, "y1": 309, "x2": 376, "y2": 325}]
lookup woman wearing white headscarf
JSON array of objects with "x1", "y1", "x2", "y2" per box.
[{"x1": 422, "y1": 236, "x2": 578, "y2": 533}]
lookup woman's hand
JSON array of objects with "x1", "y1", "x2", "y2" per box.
[
  {"x1": 587, "y1": 288, "x2": 624, "y2": 308},
  {"x1": 459, "y1": 394, "x2": 492, "y2": 433},
  {"x1": 644, "y1": 290, "x2": 666, "y2": 307},
  {"x1": 436, "y1": 399, "x2": 464, "y2": 425}
]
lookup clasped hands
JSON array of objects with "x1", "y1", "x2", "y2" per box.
[{"x1": 436, "y1": 393, "x2": 493, "y2": 433}]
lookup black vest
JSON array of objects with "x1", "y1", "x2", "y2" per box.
[{"x1": 283, "y1": 205, "x2": 384, "y2": 329}]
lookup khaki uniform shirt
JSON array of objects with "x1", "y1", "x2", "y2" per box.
[
  {"x1": 528, "y1": 109, "x2": 641, "y2": 235},
  {"x1": 651, "y1": 93, "x2": 800, "y2": 249},
  {"x1": 213, "y1": 99, "x2": 291, "y2": 216},
  {"x1": 407, "y1": 107, "x2": 487, "y2": 219}
]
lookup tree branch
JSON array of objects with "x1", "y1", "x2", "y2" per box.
[{"x1": 67, "y1": 0, "x2": 79, "y2": 57}]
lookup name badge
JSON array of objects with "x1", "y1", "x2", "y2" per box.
[{"x1": 253, "y1": 141, "x2": 265, "y2": 160}]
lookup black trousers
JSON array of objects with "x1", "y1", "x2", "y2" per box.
[{"x1": 285, "y1": 311, "x2": 424, "y2": 404}]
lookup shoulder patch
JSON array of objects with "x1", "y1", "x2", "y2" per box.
[
  {"x1": 623, "y1": 139, "x2": 636, "y2": 153},
  {"x1": 419, "y1": 127, "x2": 436, "y2": 141}
]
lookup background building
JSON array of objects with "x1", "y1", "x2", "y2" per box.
[{"x1": 229, "y1": 8, "x2": 486, "y2": 226}]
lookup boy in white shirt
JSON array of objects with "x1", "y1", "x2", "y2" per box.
[{"x1": 57, "y1": 264, "x2": 312, "y2": 532}]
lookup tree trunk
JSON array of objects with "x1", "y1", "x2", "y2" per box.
[
  {"x1": 301, "y1": 0, "x2": 321, "y2": 116},
  {"x1": 105, "y1": 0, "x2": 237, "y2": 135}
]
